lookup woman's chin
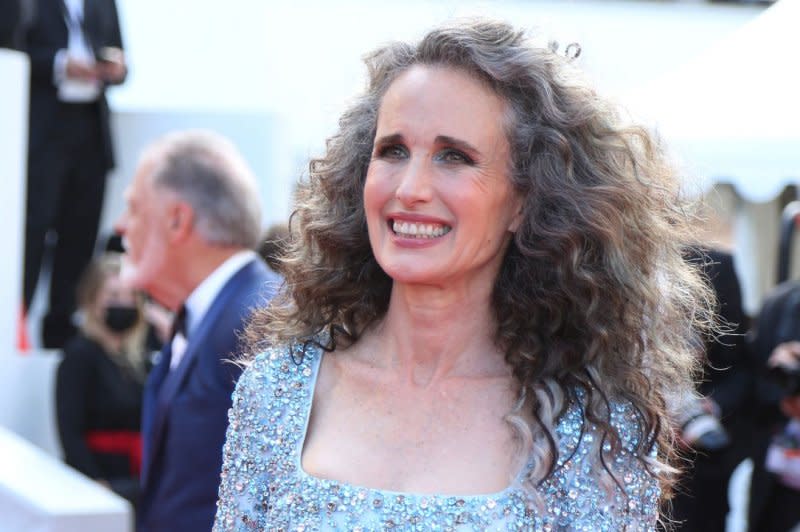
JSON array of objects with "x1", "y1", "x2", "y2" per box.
[{"x1": 383, "y1": 266, "x2": 446, "y2": 287}]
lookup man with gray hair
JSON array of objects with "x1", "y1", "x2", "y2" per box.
[{"x1": 115, "y1": 129, "x2": 280, "y2": 531}]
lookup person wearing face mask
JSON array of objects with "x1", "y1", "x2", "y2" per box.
[{"x1": 55, "y1": 251, "x2": 150, "y2": 509}]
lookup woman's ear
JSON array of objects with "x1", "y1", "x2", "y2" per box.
[{"x1": 508, "y1": 198, "x2": 524, "y2": 233}]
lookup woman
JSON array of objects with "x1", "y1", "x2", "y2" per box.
[
  {"x1": 215, "y1": 19, "x2": 713, "y2": 530},
  {"x1": 56, "y1": 252, "x2": 149, "y2": 505}
]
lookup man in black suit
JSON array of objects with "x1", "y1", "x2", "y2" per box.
[
  {"x1": 0, "y1": 0, "x2": 23, "y2": 48},
  {"x1": 747, "y1": 281, "x2": 800, "y2": 531},
  {"x1": 21, "y1": 0, "x2": 127, "y2": 348},
  {"x1": 115, "y1": 130, "x2": 280, "y2": 531},
  {"x1": 672, "y1": 247, "x2": 753, "y2": 531}
]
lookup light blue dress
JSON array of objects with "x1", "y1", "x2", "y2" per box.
[{"x1": 213, "y1": 342, "x2": 660, "y2": 531}]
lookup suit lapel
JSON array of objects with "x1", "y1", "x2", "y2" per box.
[
  {"x1": 140, "y1": 341, "x2": 172, "y2": 488},
  {"x1": 55, "y1": 0, "x2": 96, "y2": 51},
  {"x1": 142, "y1": 260, "x2": 260, "y2": 485},
  {"x1": 51, "y1": 0, "x2": 71, "y2": 39},
  {"x1": 78, "y1": 0, "x2": 97, "y2": 51}
]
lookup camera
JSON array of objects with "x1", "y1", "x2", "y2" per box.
[
  {"x1": 768, "y1": 364, "x2": 800, "y2": 396},
  {"x1": 677, "y1": 398, "x2": 730, "y2": 452}
]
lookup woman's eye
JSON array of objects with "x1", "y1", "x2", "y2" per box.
[
  {"x1": 376, "y1": 145, "x2": 407, "y2": 159},
  {"x1": 436, "y1": 149, "x2": 474, "y2": 165}
]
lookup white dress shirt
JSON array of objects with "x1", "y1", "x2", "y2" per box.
[
  {"x1": 169, "y1": 250, "x2": 257, "y2": 370},
  {"x1": 55, "y1": 0, "x2": 101, "y2": 102}
]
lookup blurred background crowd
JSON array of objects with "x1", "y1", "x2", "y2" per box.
[{"x1": 1, "y1": 0, "x2": 799, "y2": 531}]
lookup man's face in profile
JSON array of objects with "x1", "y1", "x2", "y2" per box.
[{"x1": 115, "y1": 159, "x2": 174, "y2": 305}]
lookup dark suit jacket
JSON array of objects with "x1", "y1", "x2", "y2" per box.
[
  {"x1": 138, "y1": 258, "x2": 280, "y2": 532},
  {"x1": 0, "y1": 0, "x2": 22, "y2": 48},
  {"x1": 56, "y1": 334, "x2": 143, "y2": 480},
  {"x1": 746, "y1": 280, "x2": 800, "y2": 527},
  {"x1": 690, "y1": 248, "x2": 752, "y2": 427},
  {"x1": 22, "y1": 0, "x2": 124, "y2": 170}
]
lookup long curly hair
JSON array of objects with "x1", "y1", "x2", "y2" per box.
[{"x1": 247, "y1": 18, "x2": 714, "y2": 505}]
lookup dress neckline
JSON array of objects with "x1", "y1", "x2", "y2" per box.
[{"x1": 293, "y1": 343, "x2": 529, "y2": 501}]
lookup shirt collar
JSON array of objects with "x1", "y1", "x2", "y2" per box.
[
  {"x1": 182, "y1": 250, "x2": 257, "y2": 337},
  {"x1": 63, "y1": 0, "x2": 84, "y2": 20}
]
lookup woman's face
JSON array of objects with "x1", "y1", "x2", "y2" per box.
[
  {"x1": 92, "y1": 272, "x2": 138, "y2": 319},
  {"x1": 364, "y1": 65, "x2": 522, "y2": 289}
]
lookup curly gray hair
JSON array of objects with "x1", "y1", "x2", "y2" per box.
[{"x1": 248, "y1": 18, "x2": 714, "y2": 508}]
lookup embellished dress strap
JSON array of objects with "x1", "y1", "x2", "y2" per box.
[{"x1": 214, "y1": 342, "x2": 321, "y2": 531}]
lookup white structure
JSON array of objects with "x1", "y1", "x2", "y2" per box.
[
  {"x1": 626, "y1": 0, "x2": 800, "y2": 314},
  {"x1": 0, "y1": 427, "x2": 131, "y2": 532},
  {"x1": 0, "y1": 49, "x2": 27, "y2": 354},
  {"x1": 0, "y1": 350, "x2": 62, "y2": 458},
  {"x1": 627, "y1": 0, "x2": 799, "y2": 201}
]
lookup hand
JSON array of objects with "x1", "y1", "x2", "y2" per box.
[
  {"x1": 65, "y1": 57, "x2": 97, "y2": 81},
  {"x1": 676, "y1": 396, "x2": 724, "y2": 449},
  {"x1": 96, "y1": 47, "x2": 126, "y2": 84},
  {"x1": 769, "y1": 341, "x2": 800, "y2": 370},
  {"x1": 771, "y1": 342, "x2": 800, "y2": 420}
]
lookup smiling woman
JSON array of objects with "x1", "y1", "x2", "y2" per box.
[
  {"x1": 214, "y1": 18, "x2": 715, "y2": 531},
  {"x1": 364, "y1": 65, "x2": 521, "y2": 288}
]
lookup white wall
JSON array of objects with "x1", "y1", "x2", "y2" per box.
[{"x1": 0, "y1": 49, "x2": 28, "y2": 354}]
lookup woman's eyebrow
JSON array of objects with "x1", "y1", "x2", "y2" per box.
[
  {"x1": 435, "y1": 135, "x2": 479, "y2": 155},
  {"x1": 374, "y1": 133, "x2": 405, "y2": 146}
]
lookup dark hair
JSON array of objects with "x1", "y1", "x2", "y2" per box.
[{"x1": 248, "y1": 18, "x2": 714, "y2": 503}]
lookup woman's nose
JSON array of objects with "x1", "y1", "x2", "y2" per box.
[{"x1": 395, "y1": 158, "x2": 433, "y2": 206}]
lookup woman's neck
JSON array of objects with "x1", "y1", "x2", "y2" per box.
[{"x1": 363, "y1": 281, "x2": 509, "y2": 387}]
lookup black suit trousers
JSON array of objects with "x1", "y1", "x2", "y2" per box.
[{"x1": 24, "y1": 101, "x2": 107, "y2": 339}]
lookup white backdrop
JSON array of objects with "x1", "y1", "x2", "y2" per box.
[
  {"x1": 626, "y1": 0, "x2": 799, "y2": 202},
  {"x1": 0, "y1": 49, "x2": 27, "y2": 356},
  {"x1": 626, "y1": 0, "x2": 800, "y2": 314}
]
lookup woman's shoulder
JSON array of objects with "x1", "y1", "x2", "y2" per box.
[
  {"x1": 60, "y1": 334, "x2": 106, "y2": 365},
  {"x1": 234, "y1": 340, "x2": 323, "y2": 398},
  {"x1": 215, "y1": 340, "x2": 323, "y2": 530},
  {"x1": 542, "y1": 389, "x2": 660, "y2": 529},
  {"x1": 555, "y1": 390, "x2": 651, "y2": 455}
]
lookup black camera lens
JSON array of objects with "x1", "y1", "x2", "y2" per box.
[{"x1": 768, "y1": 365, "x2": 800, "y2": 396}]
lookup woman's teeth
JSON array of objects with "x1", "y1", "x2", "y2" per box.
[{"x1": 392, "y1": 220, "x2": 451, "y2": 238}]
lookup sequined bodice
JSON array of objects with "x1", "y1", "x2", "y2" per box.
[{"x1": 214, "y1": 343, "x2": 659, "y2": 531}]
